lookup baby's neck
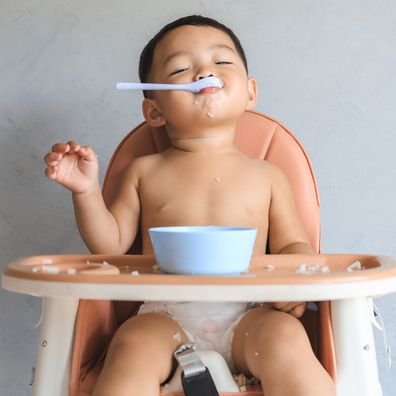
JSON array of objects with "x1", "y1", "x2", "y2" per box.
[{"x1": 169, "y1": 131, "x2": 237, "y2": 155}]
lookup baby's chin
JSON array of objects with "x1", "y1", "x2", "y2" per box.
[{"x1": 192, "y1": 91, "x2": 223, "y2": 119}]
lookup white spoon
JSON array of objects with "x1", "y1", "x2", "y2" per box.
[{"x1": 116, "y1": 76, "x2": 224, "y2": 94}]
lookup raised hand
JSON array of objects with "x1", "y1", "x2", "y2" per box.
[{"x1": 44, "y1": 141, "x2": 100, "y2": 194}]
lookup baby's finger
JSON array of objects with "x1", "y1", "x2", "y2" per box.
[
  {"x1": 272, "y1": 301, "x2": 304, "y2": 314},
  {"x1": 290, "y1": 303, "x2": 306, "y2": 318},
  {"x1": 278, "y1": 302, "x2": 298, "y2": 313},
  {"x1": 51, "y1": 142, "x2": 71, "y2": 155},
  {"x1": 67, "y1": 140, "x2": 80, "y2": 154},
  {"x1": 271, "y1": 301, "x2": 289, "y2": 310},
  {"x1": 44, "y1": 151, "x2": 62, "y2": 166},
  {"x1": 45, "y1": 165, "x2": 58, "y2": 179},
  {"x1": 78, "y1": 145, "x2": 97, "y2": 162}
]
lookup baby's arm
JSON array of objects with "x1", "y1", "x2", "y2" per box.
[
  {"x1": 44, "y1": 141, "x2": 140, "y2": 254},
  {"x1": 267, "y1": 165, "x2": 315, "y2": 317},
  {"x1": 267, "y1": 165, "x2": 314, "y2": 255}
]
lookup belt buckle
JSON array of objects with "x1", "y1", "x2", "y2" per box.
[{"x1": 174, "y1": 343, "x2": 219, "y2": 396}]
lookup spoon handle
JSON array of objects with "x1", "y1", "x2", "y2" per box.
[{"x1": 116, "y1": 82, "x2": 191, "y2": 91}]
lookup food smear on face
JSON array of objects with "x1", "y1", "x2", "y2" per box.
[
  {"x1": 193, "y1": 81, "x2": 223, "y2": 118},
  {"x1": 193, "y1": 95, "x2": 202, "y2": 105},
  {"x1": 197, "y1": 77, "x2": 224, "y2": 94},
  {"x1": 205, "y1": 95, "x2": 219, "y2": 119}
]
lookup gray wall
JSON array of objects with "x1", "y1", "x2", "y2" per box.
[{"x1": 1, "y1": 0, "x2": 395, "y2": 394}]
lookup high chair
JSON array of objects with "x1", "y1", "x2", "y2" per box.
[{"x1": 3, "y1": 110, "x2": 396, "y2": 396}]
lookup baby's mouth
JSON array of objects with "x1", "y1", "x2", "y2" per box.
[
  {"x1": 198, "y1": 86, "x2": 222, "y2": 94},
  {"x1": 198, "y1": 87, "x2": 222, "y2": 94},
  {"x1": 196, "y1": 78, "x2": 224, "y2": 94}
]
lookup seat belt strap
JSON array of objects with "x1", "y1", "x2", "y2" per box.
[{"x1": 174, "y1": 343, "x2": 219, "y2": 396}]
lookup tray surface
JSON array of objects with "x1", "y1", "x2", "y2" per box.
[{"x1": 4, "y1": 254, "x2": 396, "y2": 285}]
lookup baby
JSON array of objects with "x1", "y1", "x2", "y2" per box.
[{"x1": 44, "y1": 15, "x2": 335, "y2": 396}]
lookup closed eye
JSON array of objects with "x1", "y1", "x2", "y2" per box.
[
  {"x1": 169, "y1": 67, "x2": 190, "y2": 76},
  {"x1": 215, "y1": 61, "x2": 233, "y2": 65}
]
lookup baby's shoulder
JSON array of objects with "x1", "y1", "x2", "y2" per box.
[
  {"x1": 245, "y1": 156, "x2": 284, "y2": 176},
  {"x1": 244, "y1": 157, "x2": 291, "y2": 188},
  {"x1": 124, "y1": 152, "x2": 164, "y2": 178}
]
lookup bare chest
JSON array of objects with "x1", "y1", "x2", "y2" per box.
[{"x1": 139, "y1": 164, "x2": 271, "y2": 228}]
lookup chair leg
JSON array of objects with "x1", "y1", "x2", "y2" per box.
[
  {"x1": 33, "y1": 297, "x2": 79, "y2": 396},
  {"x1": 331, "y1": 298, "x2": 383, "y2": 396}
]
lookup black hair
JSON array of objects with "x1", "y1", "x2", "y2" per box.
[{"x1": 138, "y1": 15, "x2": 248, "y2": 97}]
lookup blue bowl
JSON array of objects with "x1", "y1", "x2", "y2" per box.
[{"x1": 149, "y1": 226, "x2": 257, "y2": 275}]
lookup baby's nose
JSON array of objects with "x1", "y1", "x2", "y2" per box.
[{"x1": 197, "y1": 73, "x2": 214, "y2": 81}]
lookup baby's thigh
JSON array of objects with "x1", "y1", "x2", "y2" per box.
[
  {"x1": 106, "y1": 313, "x2": 189, "y2": 379},
  {"x1": 232, "y1": 306, "x2": 310, "y2": 375}
]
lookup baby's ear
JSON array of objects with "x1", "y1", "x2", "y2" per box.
[
  {"x1": 142, "y1": 98, "x2": 166, "y2": 127},
  {"x1": 246, "y1": 78, "x2": 258, "y2": 110}
]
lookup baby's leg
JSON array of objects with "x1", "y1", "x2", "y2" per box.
[
  {"x1": 232, "y1": 306, "x2": 336, "y2": 396},
  {"x1": 92, "y1": 312, "x2": 189, "y2": 396}
]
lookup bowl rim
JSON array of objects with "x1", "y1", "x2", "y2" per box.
[{"x1": 149, "y1": 226, "x2": 257, "y2": 234}]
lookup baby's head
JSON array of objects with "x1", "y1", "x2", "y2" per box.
[
  {"x1": 139, "y1": 15, "x2": 257, "y2": 133},
  {"x1": 139, "y1": 15, "x2": 249, "y2": 95}
]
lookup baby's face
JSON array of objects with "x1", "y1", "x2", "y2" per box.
[{"x1": 146, "y1": 25, "x2": 257, "y2": 134}]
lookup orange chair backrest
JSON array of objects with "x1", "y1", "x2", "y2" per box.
[{"x1": 102, "y1": 110, "x2": 321, "y2": 253}]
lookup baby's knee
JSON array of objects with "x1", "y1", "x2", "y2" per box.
[
  {"x1": 111, "y1": 312, "x2": 186, "y2": 353},
  {"x1": 255, "y1": 312, "x2": 309, "y2": 355}
]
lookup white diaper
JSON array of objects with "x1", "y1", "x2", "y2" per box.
[{"x1": 138, "y1": 301, "x2": 249, "y2": 372}]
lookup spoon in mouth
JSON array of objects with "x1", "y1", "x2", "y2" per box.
[{"x1": 116, "y1": 76, "x2": 224, "y2": 94}]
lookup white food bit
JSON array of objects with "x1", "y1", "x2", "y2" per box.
[
  {"x1": 233, "y1": 374, "x2": 246, "y2": 386},
  {"x1": 265, "y1": 264, "x2": 275, "y2": 272},
  {"x1": 214, "y1": 177, "x2": 222, "y2": 182},
  {"x1": 347, "y1": 261, "x2": 363, "y2": 272},
  {"x1": 173, "y1": 332, "x2": 182, "y2": 342},
  {"x1": 296, "y1": 263, "x2": 308, "y2": 274},
  {"x1": 43, "y1": 266, "x2": 60, "y2": 274},
  {"x1": 32, "y1": 267, "x2": 39, "y2": 273},
  {"x1": 296, "y1": 263, "x2": 331, "y2": 275},
  {"x1": 102, "y1": 261, "x2": 110, "y2": 266},
  {"x1": 131, "y1": 270, "x2": 140, "y2": 276},
  {"x1": 233, "y1": 373, "x2": 259, "y2": 389},
  {"x1": 207, "y1": 111, "x2": 214, "y2": 118},
  {"x1": 67, "y1": 268, "x2": 77, "y2": 275},
  {"x1": 42, "y1": 259, "x2": 53, "y2": 264}
]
